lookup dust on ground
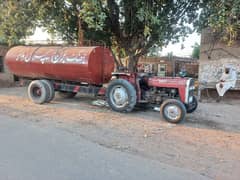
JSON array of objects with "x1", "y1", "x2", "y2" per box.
[
  {"x1": 0, "y1": 80, "x2": 14, "y2": 88},
  {"x1": 0, "y1": 86, "x2": 240, "y2": 180}
]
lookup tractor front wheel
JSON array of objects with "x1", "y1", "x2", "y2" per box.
[{"x1": 160, "y1": 99, "x2": 186, "y2": 123}]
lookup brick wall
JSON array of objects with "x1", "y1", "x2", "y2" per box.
[{"x1": 139, "y1": 57, "x2": 199, "y2": 77}]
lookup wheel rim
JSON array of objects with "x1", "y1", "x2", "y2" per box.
[
  {"x1": 164, "y1": 104, "x2": 181, "y2": 120},
  {"x1": 110, "y1": 85, "x2": 129, "y2": 108},
  {"x1": 32, "y1": 87, "x2": 42, "y2": 97}
]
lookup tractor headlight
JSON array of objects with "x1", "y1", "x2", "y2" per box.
[{"x1": 185, "y1": 78, "x2": 195, "y2": 104}]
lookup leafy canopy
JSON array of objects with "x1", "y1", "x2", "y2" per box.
[
  {"x1": 191, "y1": 43, "x2": 200, "y2": 59},
  {"x1": 0, "y1": 0, "x2": 38, "y2": 46},
  {"x1": 0, "y1": 0, "x2": 204, "y2": 71},
  {"x1": 80, "y1": 0, "x2": 201, "y2": 70},
  {"x1": 197, "y1": 0, "x2": 240, "y2": 45}
]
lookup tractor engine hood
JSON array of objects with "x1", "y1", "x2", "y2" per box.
[
  {"x1": 147, "y1": 77, "x2": 189, "y2": 88},
  {"x1": 147, "y1": 77, "x2": 194, "y2": 104}
]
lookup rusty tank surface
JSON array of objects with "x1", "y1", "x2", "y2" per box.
[{"x1": 5, "y1": 46, "x2": 115, "y2": 85}]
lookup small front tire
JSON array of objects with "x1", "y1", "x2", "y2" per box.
[{"x1": 160, "y1": 99, "x2": 186, "y2": 123}]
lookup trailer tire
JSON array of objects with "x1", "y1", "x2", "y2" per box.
[
  {"x1": 58, "y1": 91, "x2": 77, "y2": 98},
  {"x1": 186, "y1": 96, "x2": 198, "y2": 113},
  {"x1": 160, "y1": 99, "x2": 186, "y2": 123},
  {"x1": 41, "y1": 80, "x2": 55, "y2": 102},
  {"x1": 28, "y1": 80, "x2": 48, "y2": 104},
  {"x1": 107, "y1": 79, "x2": 136, "y2": 112}
]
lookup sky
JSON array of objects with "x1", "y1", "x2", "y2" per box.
[
  {"x1": 160, "y1": 33, "x2": 201, "y2": 57},
  {"x1": 28, "y1": 27, "x2": 201, "y2": 57},
  {"x1": 26, "y1": 28, "x2": 53, "y2": 42}
]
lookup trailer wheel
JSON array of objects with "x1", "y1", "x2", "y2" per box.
[
  {"x1": 160, "y1": 99, "x2": 186, "y2": 123},
  {"x1": 186, "y1": 96, "x2": 198, "y2": 113},
  {"x1": 28, "y1": 80, "x2": 48, "y2": 104},
  {"x1": 107, "y1": 79, "x2": 136, "y2": 112},
  {"x1": 58, "y1": 91, "x2": 77, "y2": 98},
  {"x1": 41, "y1": 80, "x2": 55, "y2": 102}
]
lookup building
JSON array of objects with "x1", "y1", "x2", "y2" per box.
[
  {"x1": 138, "y1": 56, "x2": 199, "y2": 78},
  {"x1": 198, "y1": 28, "x2": 240, "y2": 98}
]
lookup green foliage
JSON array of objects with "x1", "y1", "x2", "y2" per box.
[
  {"x1": 80, "y1": 1, "x2": 107, "y2": 31},
  {"x1": 0, "y1": 0, "x2": 38, "y2": 46},
  {"x1": 191, "y1": 43, "x2": 200, "y2": 59},
  {"x1": 147, "y1": 45, "x2": 161, "y2": 57},
  {"x1": 0, "y1": 0, "x2": 203, "y2": 71},
  {"x1": 80, "y1": 0, "x2": 201, "y2": 71},
  {"x1": 197, "y1": 0, "x2": 240, "y2": 45},
  {"x1": 0, "y1": 0, "x2": 111, "y2": 46},
  {"x1": 36, "y1": 0, "x2": 80, "y2": 43},
  {"x1": 36, "y1": 0, "x2": 111, "y2": 45}
]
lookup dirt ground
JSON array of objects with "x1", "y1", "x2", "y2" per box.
[{"x1": 0, "y1": 86, "x2": 240, "y2": 180}]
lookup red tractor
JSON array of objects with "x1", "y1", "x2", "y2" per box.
[
  {"x1": 5, "y1": 46, "x2": 198, "y2": 123},
  {"x1": 106, "y1": 73, "x2": 197, "y2": 123}
]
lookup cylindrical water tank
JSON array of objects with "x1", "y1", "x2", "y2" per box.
[{"x1": 5, "y1": 46, "x2": 115, "y2": 85}]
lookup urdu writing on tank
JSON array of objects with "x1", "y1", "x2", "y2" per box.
[{"x1": 16, "y1": 53, "x2": 87, "y2": 64}]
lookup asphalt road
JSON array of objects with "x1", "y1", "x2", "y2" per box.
[{"x1": 0, "y1": 114, "x2": 208, "y2": 180}]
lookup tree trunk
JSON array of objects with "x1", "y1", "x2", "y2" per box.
[
  {"x1": 78, "y1": 17, "x2": 84, "y2": 46},
  {"x1": 110, "y1": 48, "x2": 121, "y2": 71},
  {"x1": 128, "y1": 54, "x2": 138, "y2": 72}
]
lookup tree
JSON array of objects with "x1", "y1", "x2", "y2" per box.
[
  {"x1": 80, "y1": 0, "x2": 201, "y2": 71},
  {"x1": 0, "y1": 1, "x2": 38, "y2": 46},
  {"x1": 0, "y1": 0, "x2": 202, "y2": 71},
  {"x1": 191, "y1": 43, "x2": 200, "y2": 59},
  {"x1": 36, "y1": 0, "x2": 82, "y2": 44},
  {"x1": 22, "y1": 0, "x2": 203, "y2": 71},
  {"x1": 147, "y1": 45, "x2": 161, "y2": 57},
  {"x1": 36, "y1": 0, "x2": 111, "y2": 46},
  {"x1": 196, "y1": 0, "x2": 240, "y2": 45}
]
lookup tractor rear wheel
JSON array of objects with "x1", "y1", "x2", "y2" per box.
[
  {"x1": 28, "y1": 80, "x2": 48, "y2": 104},
  {"x1": 106, "y1": 79, "x2": 137, "y2": 112},
  {"x1": 160, "y1": 99, "x2": 186, "y2": 123}
]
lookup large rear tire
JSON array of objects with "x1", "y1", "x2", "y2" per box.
[
  {"x1": 28, "y1": 80, "x2": 48, "y2": 104},
  {"x1": 160, "y1": 99, "x2": 186, "y2": 123},
  {"x1": 41, "y1": 80, "x2": 55, "y2": 102},
  {"x1": 106, "y1": 79, "x2": 137, "y2": 112},
  {"x1": 186, "y1": 96, "x2": 198, "y2": 113},
  {"x1": 58, "y1": 91, "x2": 77, "y2": 98}
]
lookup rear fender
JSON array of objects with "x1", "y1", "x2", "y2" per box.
[{"x1": 111, "y1": 72, "x2": 141, "y2": 100}]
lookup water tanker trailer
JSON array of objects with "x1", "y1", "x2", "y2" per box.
[{"x1": 5, "y1": 46, "x2": 198, "y2": 123}]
